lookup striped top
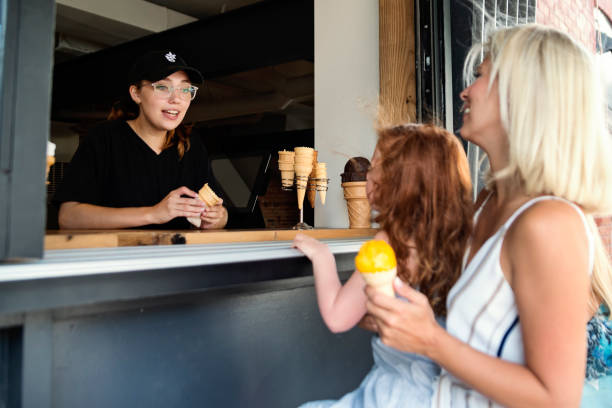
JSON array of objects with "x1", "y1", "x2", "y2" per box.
[{"x1": 431, "y1": 195, "x2": 594, "y2": 408}]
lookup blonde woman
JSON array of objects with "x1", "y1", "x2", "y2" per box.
[{"x1": 365, "y1": 24, "x2": 612, "y2": 407}]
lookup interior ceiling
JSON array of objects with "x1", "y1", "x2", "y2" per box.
[
  {"x1": 146, "y1": 0, "x2": 265, "y2": 19},
  {"x1": 53, "y1": 0, "x2": 313, "y2": 125}
]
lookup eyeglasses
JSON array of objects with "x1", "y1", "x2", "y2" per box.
[{"x1": 149, "y1": 82, "x2": 199, "y2": 101}]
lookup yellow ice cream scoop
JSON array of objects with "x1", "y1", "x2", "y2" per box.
[
  {"x1": 355, "y1": 240, "x2": 397, "y2": 297},
  {"x1": 355, "y1": 240, "x2": 397, "y2": 272}
]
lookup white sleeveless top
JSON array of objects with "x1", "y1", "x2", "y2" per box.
[{"x1": 431, "y1": 195, "x2": 594, "y2": 408}]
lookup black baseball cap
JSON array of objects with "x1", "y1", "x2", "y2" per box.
[{"x1": 128, "y1": 50, "x2": 203, "y2": 85}]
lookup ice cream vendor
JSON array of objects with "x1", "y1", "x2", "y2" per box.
[{"x1": 53, "y1": 50, "x2": 228, "y2": 230}]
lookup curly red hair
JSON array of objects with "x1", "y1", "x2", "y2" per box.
[{"x1": 371, "y1": 123, "x2": 473, "y2": 316}]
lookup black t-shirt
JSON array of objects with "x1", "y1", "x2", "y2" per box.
[{"x1": 54, "y1": 120, "x2": 216, "y2": 229}]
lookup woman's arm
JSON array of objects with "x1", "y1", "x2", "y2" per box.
[
  {"x1": 59, "y1": 186, "x2": 206, "y2": 229},
  {"x1": 366, "y1": 201, "x2": 590, "y2": 407},
  {"x1": 293, "y1": 233, "x2": 380, "y2": 333}
]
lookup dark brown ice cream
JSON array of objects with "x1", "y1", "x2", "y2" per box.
[{"x1": 341, "y1": 157, "x2": 371, "y2": 183}]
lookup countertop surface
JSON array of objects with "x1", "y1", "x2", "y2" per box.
[{"x1": 44, "y1": 228, "x2": 378, "y2": 249}]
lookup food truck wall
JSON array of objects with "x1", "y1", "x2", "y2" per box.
[{"x1": 0, "y1": 1, "x2": 400, "y2": 406}]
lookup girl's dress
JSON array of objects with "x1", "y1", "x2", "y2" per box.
[{"x1": 298, "y1": 318, "x2": 443, "y2": 408}]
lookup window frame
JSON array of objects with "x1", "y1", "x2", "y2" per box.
[{"x1": 0, "y1": 0, "x2": 55, "y2": 260}]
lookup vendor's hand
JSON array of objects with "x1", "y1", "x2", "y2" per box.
[
  {"x1": 292, "y1": 233, "x2": 329, "y2": 261},
  {"x1": 365, "y1": 277, "x2": 441, "y2": 356},
  {"x1": 357, "y1": 314, "x2": 379, "y2": 333},
  {"x1": 199, "y1": 201, "x2": 228, "y2": 229},
  {"x1": 150, "y1": 186, "x2": 206, "y2": 224}
]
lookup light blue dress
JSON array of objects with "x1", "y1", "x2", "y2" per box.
[
  {"x1": 582, "y1": 305, "x2": 612, "y2": 407},
  {"x1": 298, "y1": 319, "x2": 442, "y2": 408}
]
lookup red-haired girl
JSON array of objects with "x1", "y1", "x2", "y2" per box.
[{"x1": 293, "y1": 123, "x2": 473, "y2": 407}]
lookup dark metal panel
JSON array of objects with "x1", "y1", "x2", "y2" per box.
[
  {"x1": 50, "y1": 284, "x2": 372, "y2": 408},
  {"x1": 0, "y1": 326, "x2": 22, "y2": 408},
  {"x1": 0, "y1": 0, "x2": 55, "y2": 260},
  {"x1": 22, "y1": 312, "x2": 53, "y2": 408},
  {"x1": 415, "y1": 0, "x2": 446, "y2": 124},
  {"x1": 0, "y1": 0, "x2": 18, "y2": 260}
]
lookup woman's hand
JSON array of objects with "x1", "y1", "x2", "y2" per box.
[
  {"x1": 357, "y1": 314, "x2": 379, "y2": 333},
  {"x1": 149, "y1": 186, "x2": 205, "y2": 224},
  {"x1": 292, "y1": 233, "x2": 329, "y2": 261},
  {"x1": 365, "y1": 277, "x2": 442, "y2": 356},
  {"x1": 199, "y1": 202, "x2": 228, "y2": 229}
]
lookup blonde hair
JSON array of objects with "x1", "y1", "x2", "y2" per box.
[{"x1": 465, "y1": 24, "x2": 612, "y2": 313}]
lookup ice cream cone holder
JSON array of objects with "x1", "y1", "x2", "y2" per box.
[{"x1": 307, "y1": 177, "x2": 330, "y2": 193}]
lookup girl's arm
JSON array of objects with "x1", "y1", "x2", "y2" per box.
[
  {"x1": 293, "y1": 231, "x2": 390, "y2": 333},
  {"x1": 366, "y1": 201, "x2": 590, "y2": 407},
  {"x1": 59, "y1": 186, "x2": 206, "y2": 229}
]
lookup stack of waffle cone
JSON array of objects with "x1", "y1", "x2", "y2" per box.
[
  {"x1": 278, "y1": 150, "x2": 295, "y2": 188},
  {"x1": 294, "y1": 147, "x2": 314, "y2": 210},
  {"x1": 314, "y1": 162, "x2": 327, "y2": 205},
  {"x1": 307, "y1": 151, "x2": 318, "y2": 208},
  {"x1": 341, "y1": 181, "x2": 371, "y2": 228}
]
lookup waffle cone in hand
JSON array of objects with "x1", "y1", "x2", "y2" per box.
[
  {"x1": 187, "y1": 183, "x2": 222, "y2": 227},
  {"x1": 355, "y1": 240, "x2": 397, "y2": 297},
  {"x1": 197, "y1": 183, "x2": 222, "y2": 207}
]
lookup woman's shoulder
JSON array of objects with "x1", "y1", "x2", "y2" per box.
[
  {"x1": 510, "y1": 198, "x2": 586, "y2": 237},
  {"x1": 505, "y1": 197, "x2": 590, "y2": 274}
]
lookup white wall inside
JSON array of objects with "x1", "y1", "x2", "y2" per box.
[{"x1": 314, "y1": 0, "x2": 379, "y2": 228}]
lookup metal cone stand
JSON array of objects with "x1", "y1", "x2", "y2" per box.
[{"x1": 280, "y1": 174, "x2": 329, "y2": 230}]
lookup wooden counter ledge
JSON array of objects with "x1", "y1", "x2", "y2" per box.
[{"x1": 45, "y1": 228, "x2": 378, "y2": 250}]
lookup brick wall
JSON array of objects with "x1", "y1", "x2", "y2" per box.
[
  {"x1": 536, "y1": 0, "x2": 596, "y2": 49},
  {"x1": 598, "y1": 0, "x2": 612, "y2": 20},
  {"x1": 537, "y1": 0, "x2": 612, "y2": 259}
]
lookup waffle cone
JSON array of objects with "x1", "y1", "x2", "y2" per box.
[
  {"x1": 319, "y1": 190, "x2": 327, "y2": 205},
  {"x1": 294, "y1": 147, "x2": 314, "y2": 155},
  {"x1": 359, "y1": 268, "x2": 397, "y2": 297},
  {"x1": 297, "y1": 188, "x2": 306, "y2": 210},
  {"x1": 198, "y1": 183, "x2": 222, "y2": 207},
  {"x1": 281, "y1": 170, "x2": 295, "y2": 186},
  {"x1": 345, "y1": 198, "x2": 371, "y2": 228},
  {"x1": 294, "y1": 164, "x2": 312, "y2": 176},
  {"x1": 341, "y1": 182, "x2": 370, "y2": 228},
  {"x1": 315, "y1": 166, "x2": 327, "y2": 205},
  {"x1": 278, "y1": 163, "x2": 294, "y2": 171},
  {"x1": 307, "y1": 179, "x2": 317, "y2": 208},
  {"x1": 294, "y1": 158, "x2": 314, "y2": 166}
]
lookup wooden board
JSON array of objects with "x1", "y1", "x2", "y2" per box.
[
  {"x1": 44, "y1": 228, "x2": 378, "y2": 250},
  {"x1": 45, "y1": 233, "x2": 118, "y2": 250}
]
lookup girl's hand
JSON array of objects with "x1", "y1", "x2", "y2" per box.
[
  {"x1": 365, "y1": 277, "x2": 441, "y2": 356},
  {"x1": 199, "y1": 201, "x2": 228, "y2": 229},
  {"x1": 150, "y1": 186, "x2": 206, "y2": 224},
  {"x1": 292, "y1": 233, "x2": 329, "y2": 261}
]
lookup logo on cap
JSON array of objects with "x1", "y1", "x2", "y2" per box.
[{"x1": 165, "y1": 52, "x2": 176, "y2": 62}]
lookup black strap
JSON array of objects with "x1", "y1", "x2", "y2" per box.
[{"x1": 497, "y1": 316, "x2": 519, "y2": 357}]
